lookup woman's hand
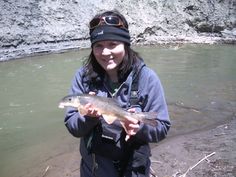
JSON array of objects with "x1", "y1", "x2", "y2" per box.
[
  {"x1": 121, "y1": 108, "x2": 140, "y2": 141},
  {"x1": 78, "y1": 92, "x2": 101, "y2": 118},
  {"x1": 83, "y1": 103, "x2": 101, "y2": 117}
]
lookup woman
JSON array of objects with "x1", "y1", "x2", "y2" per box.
[{"x1": 64, "y1": 10, "x2": 171, "y2": 177}]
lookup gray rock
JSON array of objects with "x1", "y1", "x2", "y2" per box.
[{"x1": 0, "y1": 0, "x2": 236, "y2": 61}]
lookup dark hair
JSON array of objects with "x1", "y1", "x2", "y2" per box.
[{"x1": 84, "y1": 10, "x2": 143, "y2": 84}]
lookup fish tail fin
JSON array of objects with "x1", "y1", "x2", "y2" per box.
[{"x1": 136, "y1": 112, "x2": 158, "y2": 127}]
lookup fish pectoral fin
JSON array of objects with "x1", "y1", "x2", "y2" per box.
[
  {"x1": 78, "y1": 107, "x2": 87, "y2": 115},
  {"x1": 102, "y1": 114, "x2": 117, "y2": 124}
]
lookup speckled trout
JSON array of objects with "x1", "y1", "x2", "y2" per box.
[{"x1": 59, "y1": 94, "x2": 157, "y2": 126}]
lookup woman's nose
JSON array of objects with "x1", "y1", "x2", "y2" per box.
[{"x1": 102, "y1": 48, "x2": 112, "y2": 55}]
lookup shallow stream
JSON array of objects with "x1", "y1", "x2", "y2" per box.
[{"x1": 0, "y1": 44, "x2": 235, "y2": 177}]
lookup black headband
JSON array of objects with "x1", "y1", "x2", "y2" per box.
[{"x1": 90, "y1": 25, "x2": 130, "y2": 45}]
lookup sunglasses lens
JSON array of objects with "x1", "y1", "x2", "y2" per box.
[
  {"x1": 90, "y1": 16, "x2": 124, "y2": 29},
  {"x1": 105, "y1": 16, "x2": 120, "y2": 25},
  {"x1": 90, "y1": 18, "x2": 100, "y2": 28}
]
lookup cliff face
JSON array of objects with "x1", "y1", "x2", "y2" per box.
[{"x1": 0, "y1": 0, "x2": 235, "y2": 61}]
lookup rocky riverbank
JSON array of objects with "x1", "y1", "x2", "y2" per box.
[{"x1": 1, "y1": 0, "x2": 236, "y2": 61}]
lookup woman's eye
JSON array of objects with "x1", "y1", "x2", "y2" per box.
[
  {"x1": 93, "y1": 45, "x2": 104, "y2": 52},
  {"x1": 93, "y1": 44, "x2": 103, "y2": 49},
  {"x1": 109, "y1": 43, "x2": 116, "y2": 47},
  {"x1": 108, "y1": 42, "x2": 119, "y2": 49}
]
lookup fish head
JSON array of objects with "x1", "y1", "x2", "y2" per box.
[{"x1": 58, "y1": 95, "x2": 81, "y2": 109}]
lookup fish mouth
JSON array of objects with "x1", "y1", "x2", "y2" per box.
[
  {"x1": 58, "y1": 103, "x2": 65, "y2": 108},
  {"x1": 58, "y1": 102, "x2": 79, "y2": 109}
]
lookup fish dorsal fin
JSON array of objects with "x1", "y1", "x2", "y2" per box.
[{"x1": 102, "y1": 114, "x2": 117, "y2": 124}]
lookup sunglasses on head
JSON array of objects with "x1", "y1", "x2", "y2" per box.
[{"x1": 89, "y1": 16, "x2": 126, "y2": 29}]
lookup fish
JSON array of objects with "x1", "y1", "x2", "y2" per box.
[{"x1": 59, "y1": 94, "x2": 158, "y2": 127}]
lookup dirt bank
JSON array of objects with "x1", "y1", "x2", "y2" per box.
[{"x1": 151, "y1": 117, "x2": 236, "y2": 177}]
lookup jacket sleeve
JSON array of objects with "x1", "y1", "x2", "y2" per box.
[
  {"x1": 134, "y1": 67, "x2": 171, "y2": 143},
  {"x1": 64, "y1": 68, "x2": 99, "y2": 138}
]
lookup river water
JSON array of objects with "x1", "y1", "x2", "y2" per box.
[{"x1": 0, "y1": 45, "x2": 235, "y2": 177}]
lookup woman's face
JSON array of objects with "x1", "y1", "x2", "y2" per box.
[{"x1": 92, "y1": 41, "x2": 125, "y2": 73}]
